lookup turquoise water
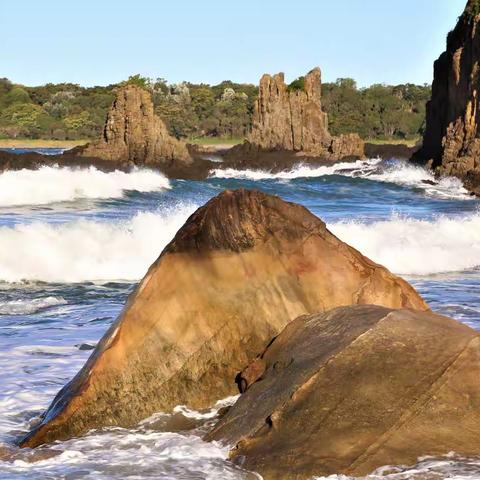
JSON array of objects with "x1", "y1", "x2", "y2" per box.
[{"x1": 0, "y1": 151, "x2": 479, "y2": 479}]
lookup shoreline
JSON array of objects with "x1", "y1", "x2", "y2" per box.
[{"x1": 0, "y1": 139, "x2": 89, "y2": 149}]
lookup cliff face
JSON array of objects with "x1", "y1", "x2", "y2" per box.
[
  {"x1": 248, "y1": 68, "x2": 364, "y2": 160},
  {"x1": 76, "y1": 85, "x2": 192, "y2": 166},
  {"x1": 20, "y1": 189, "x2": 426, "y2": 448},
  {"x1": 415, "y1": 0, "x2": 480, "y2": 194}
]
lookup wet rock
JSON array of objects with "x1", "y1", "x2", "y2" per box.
[
  {"x1": 20, "y1": 189, "x2": 426, "y2": 448},
  {"x1": 413, "y1": 0, "x2": 480, "y2": 196},
  {"x1": 208, "y1": 305, "x2": 480, "y2": 479}
]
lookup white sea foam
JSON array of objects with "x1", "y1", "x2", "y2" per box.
[
  {"x1": 0, "y1": 206, "x2": 478, "y2": 283},
  {"x1": 0, "y1": 296, "x2": 66, "y2": 315},
  {"x1": 329, "y1": 212, "x2": 480, "y2": 275},
  {"x1": 0, "y1": 166, "x2": 170, "y2": 207},
  {"x1": 210, "y1": 158, "x2": 381, "y2": 181},
  {"x1": 0, "y1": 204, "x2": 197, "y2": 283},
  {"x1": 210, "y1": 158, "x2": 471, "y2": 200}
]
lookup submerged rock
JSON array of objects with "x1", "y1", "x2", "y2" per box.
[
  {"x1": 73, "y1": 84, "x2": 192, "y2": 166},
  {"x1": 209, "y1": 305, "x2": 480, "y2": 479},
  {"x1": 413, "y1": 0, "x2": 480, "y2": 195},
  {"x1": 241, "y1": 67, "x2": 364, "y2": 160},
  {"x1": 20, "y1": 189, "x2": 426, "y2": 447}
]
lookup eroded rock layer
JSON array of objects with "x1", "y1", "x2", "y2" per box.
[
  {"x1": 75, "y1": 85, "x2": 192, "y2": 166},
  {"x1": 414, "y1": 0, "x2": 480, "y2": 195},
  {"x1": 209, "y1": 305, "x2": 480, "y2": 479},
  {"x1": 20, "y1": 190, "x2": 426, "y2": 448},
  {"x1": 247, "y1": 68, "x2": 364, "y2": 160}
]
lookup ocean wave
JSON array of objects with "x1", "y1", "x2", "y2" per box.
[
  {"x1": 0, "y1": 204, "x2": 197, "y2": 283},
  {"x1": 329, "y1": 212, "x2": 480, "y2": 275},
  {"x1": 210, "y1": 159, "x2": 471, "y2": 200},
  {"x1": 0, "y1": 166, "x2": 170, "y2": 207},
  {"x1": 210, "y1": 158, "x2": 381, "y2": 181},
  {"x1": 0, "y1": 205, "x2": 478, "y2": 283},
  {"x1": 0, "y1": 296, "x2": 67, "y2": 315}
]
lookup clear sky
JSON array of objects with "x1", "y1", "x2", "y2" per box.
[{"x1": 0, "y1": 0, "x2": 467, "y2": 87}]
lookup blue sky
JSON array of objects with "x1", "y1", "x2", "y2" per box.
[{"x1": 1, "y1": 0, "x2": 466, "y2": 87}]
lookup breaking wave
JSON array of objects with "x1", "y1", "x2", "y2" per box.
[
  {"x1": 0, "y1": 204, "x2": 198, "y2": 283},
  {"x1": 0, "y1": 296, "x2": 67, "y2": 315},
  {"x1": 0, "y1": 205, "x2": 478, "y2": 283},
  {"x1": 329, "y1": 212, "x2": 480, "y2": 275},
  {"x1": 210, "y1": 159, "x2": 471, "y2": 200},
  {"x1": 0, "y1": 166, "x2": 171, "y2": 207}
]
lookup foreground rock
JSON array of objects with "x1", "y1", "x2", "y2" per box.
[
  {"x1": 209, "y1": 305, "x2": 480, "y2": 479},
  {"x1": 229, "y1": 68, "x2": 364, "y2": 163},
  {"x1": 20, "y1": 189, "x2": 426, "y2": 448},
  {"x1": 413, "y1": 0, "x2": 480, "y2": 195},
  {"x1": 73, "y1": 84, "x2": 192, "y2": 167}
]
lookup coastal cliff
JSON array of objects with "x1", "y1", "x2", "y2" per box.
[{"x1": 414, "y1": 0, "x2": 480, "y2": 195}]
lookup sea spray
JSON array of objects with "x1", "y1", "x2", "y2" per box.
[
  {"x1": 329, "y1": 212, "x2": 480, "y2": 275},
  {"x1": 0, "y1": 207, "x2": 479, "y2": 282},
  {"x1": 0, "y1": 203, "x2": 198, "y2": 283},
  {"x1": 210, "y1": 158, "x2": 471, "y2": 200},
  {"x1": 0, "y1": 166, "x2": 171, "y2": 207}
]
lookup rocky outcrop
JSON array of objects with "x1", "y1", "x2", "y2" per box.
[
  {"x1": 20, "y1": 189, "x2": 426, "y2": 448},
  {"x1": 74, "y1": 85, "x2": 192, "y2": 166},
  {"x1": 414, "y1": 0, "x2": 480, "y2": 195},
  {"x1": 246, "y1": 68, "x2": 364, "y2": 160},
  {"x1": 209, "y1": 305, "x2": 480, "y2": 479}
]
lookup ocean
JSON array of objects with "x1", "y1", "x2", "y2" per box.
[{"x1": 0, "y1": 150, "x2": 479, "y2": 479}]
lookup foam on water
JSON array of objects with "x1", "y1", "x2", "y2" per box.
[
  {"x1": 0, "y1": 203, "x2": 198, "y2": 283},
  {"x1": 315, "y1": 454, "x2": 480, "y2": 479},
  {"x1": 329, "y1": 212, "x2": 480, "y2": 275},
  {"x1": 0, "y1": 205, "x2": 477, "y2": 283},
  {"x1": 0, "y1": 297, "x2": 66, "y2": 315},
  {"x1": 210, "y1": 158, "x2": 471, "y2": 200},
  {"x1": 0, "y1": 166, "x2": 170, "y2": 207}
]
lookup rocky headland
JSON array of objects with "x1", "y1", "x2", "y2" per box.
[
  {"x1": 413, "y1": 0, "x2": 480, "y2": 196},
  {"x1": 209, "y1": 305, "x2": 480, "y2": 479},
  {"x1": 72, "y1": 84, "x2": 192, "y2": 166},
  {"x1": 20, "y1": 189, "x2": 425, "y2": 448},
  {"x1": 226, "y1": 68, "x2": 365, "y2": 167}
]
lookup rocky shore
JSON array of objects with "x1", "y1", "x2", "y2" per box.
[{"x1": 17, "y1": 189, "x2": 480, "y2": 479}]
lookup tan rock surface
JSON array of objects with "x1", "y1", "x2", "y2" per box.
[
  {"x1": 248, "y1": 68, "x2": 364, "y2": 160},
  {"x1": 76, "y1": 84, "x2": 192, "y2": 166},
  {"x1": 20, "y1": 190, "x2": 426, "y2": 448},
  {"x1": 209, "y1": 305, "x2": 480, "y2": 479}
]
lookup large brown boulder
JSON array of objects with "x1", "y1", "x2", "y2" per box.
[
  {"x1": 247, "y1": 68, "x2": 364, "y2": 160},
  {"x1": 209, "y1": 305, "x2": 480, "y2": 479},
  {"x1": 75, "y1": 84, "x2": 192, "y2": 166},
  {"x1": 414, "y1": 0, "x2": 480, "y2": 195},
  {"x1": 20, "y1": 190, "x2": 426, "y2": 448}
]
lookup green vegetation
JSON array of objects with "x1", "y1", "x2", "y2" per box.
[
  {"x1": 467, "y1": 0, "x2": 480, "y2": 18},
  {"x1": 287, "y1": 76, "x2": 305, "y2": 92},
  {"x1": 322, "y1": 78, "x2": 430, "y2": 140},
  {"x1": 0, "y1": 74, "x2": 431, "y2": 145},
  {"x1": 188, "y1": 136, "x2": 243, "y2": 146}
]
